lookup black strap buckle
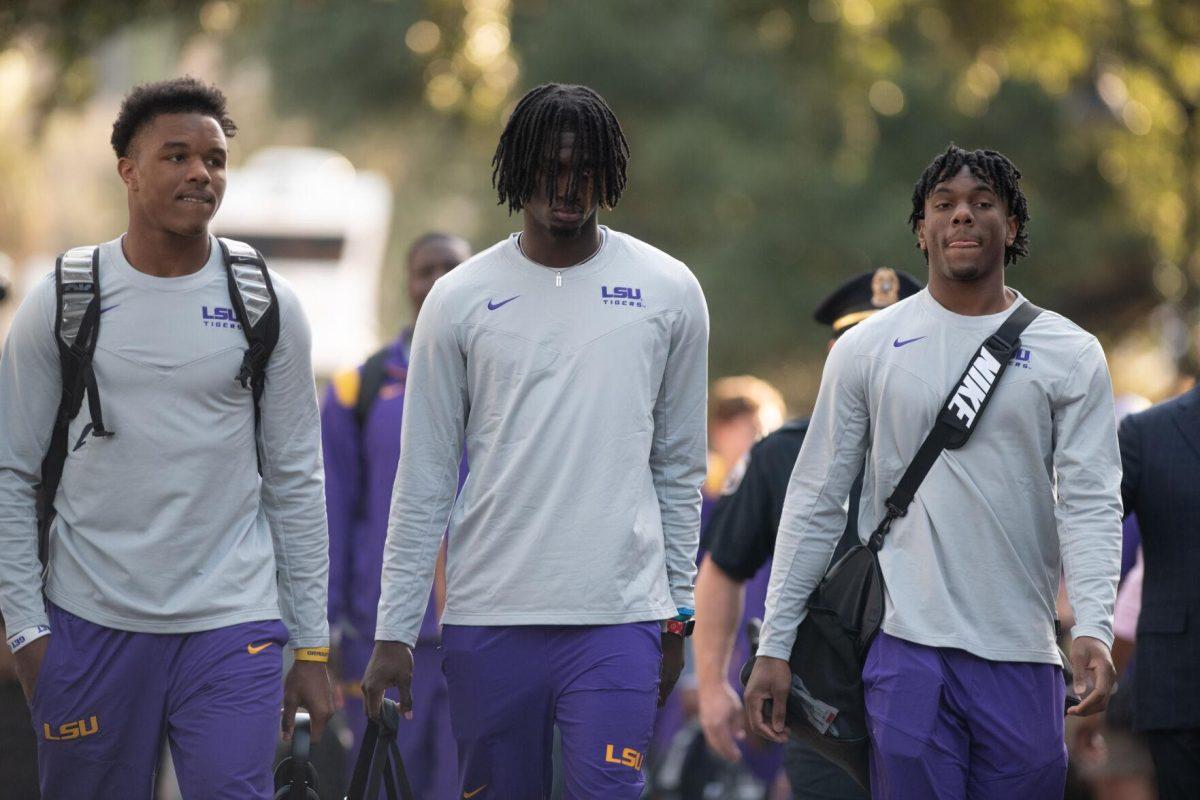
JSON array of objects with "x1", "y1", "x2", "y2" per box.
[{"x1": 983, "y1": 332, "x2": 1019, "y2": 360}]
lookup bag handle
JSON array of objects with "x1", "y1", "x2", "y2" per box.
[
  {"x1": 867, "y1": 300, "x2": 1043, "y2": 551},
  {"x1": 345, "y1": 698, "x2": 415, "y2": 800}
]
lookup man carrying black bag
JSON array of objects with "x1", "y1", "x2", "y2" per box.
[{"x1": 745, "y1": 145, "x2": 1123, "y2": 799}]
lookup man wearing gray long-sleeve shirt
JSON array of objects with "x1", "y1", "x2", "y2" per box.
[
  {"x1": 362, "y1": 84, "x2": 709, "y2": 799},
  {"x1": 746, "y1": 145, "x2": 1122, "y2": 799},
  {"x1": 0, "y1": 79, "x2": 331, "y2": 799}
]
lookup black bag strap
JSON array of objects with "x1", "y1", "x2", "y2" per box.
[
  {"x1": 345, "y1": 699, "x2": 415, "y2": 800},
  {"x1": 37, "y1": 245, "x2": 109, "y2": 566},
  {"x1": 218, "y1": 238, "x2": 280, "y2": 471},
  {"x1": 867, "y1": 300, "x2": 1043, "y2": 551},
  {"x1": 354, "y1": 345, "x2": 392, "y2": 428}
]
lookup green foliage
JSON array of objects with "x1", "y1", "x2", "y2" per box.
[
  {"x1": 0, "y1": 0, "x2": 206, "y2": 114},
  {"x1": 5, "y1": 0, "x2": 1194, "y2": 384}
]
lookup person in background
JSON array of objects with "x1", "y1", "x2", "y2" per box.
[
  {"x1": 651, "y1": 374, "x2": 786, "y2": 799},
  {"x1": 704, "y1": 376, "x2": 787, "y2": 530},
  {"x1": 696, "y1": 268, "x2": 920, "y2": 800},
  {"x1": 321, "y1": 231, "x2": 471, "y2": 798},
  {"x1": 1117, "y1": 376, "x2": 1200, "y2": 800},
  {"x1": 1065, "y1": 393, "x2": 1155, "y2": 800}
]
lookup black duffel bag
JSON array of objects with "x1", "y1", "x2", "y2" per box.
[{"x1": 742, "y1": 301, "x2": 1044, "y2": 789}]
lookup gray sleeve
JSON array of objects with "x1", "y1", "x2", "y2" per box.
[
  {"x1": 758, "y1": 337, "x2": 870, "y2": 660},
  {"x1": 0, "y1": 278, "x2": 60, "y2": 633},
  {"x1": 258, "y1": 282, "x2": 330, "y2": 648},
  {"x1": 650, "y1": 272, "x2": 709, "y2": 612},
  {"x1": 376, "y1": 283, "x2": 467, "y2": 646},
  {"x1": 1052, "y1": 338, "x2": 1123, "y2": 647}
]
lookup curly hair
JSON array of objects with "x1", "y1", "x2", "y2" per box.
[
  {"x1": 111, "y1": 77, "x2": 237, "y2": 158},
  {"x1": 908, "y1": 144, "x2": 1030, "y2": 266},
  {"x1": 492, "y1": 83, "x2": 629, "y2": 214}
]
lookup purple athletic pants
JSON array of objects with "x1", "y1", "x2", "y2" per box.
[
  {"x1": 31, "y1": 603, "x2": 286, "y2": 799},
  {"x1": 863, "y1": 631, "x2": 1068, "y2": 799},
  {"x1": 441, "y1": 622, "x2": 661, "y2": 799},
  {"x1": 340, "y1": 637, "x2": 457, "y2": 799}
]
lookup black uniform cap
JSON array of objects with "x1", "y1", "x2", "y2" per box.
[{"x1": 813, "y1": 267, "x2": 923, "y2": 336}]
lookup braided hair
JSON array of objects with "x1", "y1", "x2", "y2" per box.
[
  {"x1": 492, "y1": 84, "x2": 630, "y2": 214},
  {"x1": 909, "y1": 144, "x2": 1030, "y2": 265}
]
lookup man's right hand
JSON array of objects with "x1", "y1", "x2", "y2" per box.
[
  {"x1": 743, "y1": 655, "x2": 791, "y2": 744},
  {"x1": 13, "y1": 636, "x2": 50, "y2": 704},
  {"x1": 699, "y1": 679, "x2": 746, "y2": 762},
  {"x1": 360, "y1": 640, "x2": 414, "y2": 722}
]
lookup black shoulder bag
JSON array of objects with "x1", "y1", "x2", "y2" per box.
[{"x1": 741, "y1": 300, "x2": 1043, "y2": 789}]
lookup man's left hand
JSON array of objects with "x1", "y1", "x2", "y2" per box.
[
  {"x1": 283, "y1": 660, "x2": 335, "y2": 742},
  {"x1": 659, "y1": 633, "x2": 685, "y2": 707},
  {"x1": 1066, "y1": 636, "x2": 1117, "y2": 717}
]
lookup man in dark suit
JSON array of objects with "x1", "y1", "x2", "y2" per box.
[{"x1": 1118, "y1": 381, "x2": 1200, "y2": 800}]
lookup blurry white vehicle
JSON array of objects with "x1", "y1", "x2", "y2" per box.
[{"x1": 212, "y1": 147, "x2": 392, "y2": 376}]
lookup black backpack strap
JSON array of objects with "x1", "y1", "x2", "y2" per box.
[
  {"x1": 355, "y1": 345, "x2": 393, "y2": 428},
  {"x1": 218, "y1": 238, "x2": 280, "y2": 469},
  {"x1": 37, "y1": 245, "x2": 108, "y2": 565},
  {"x1": 868, "y1": 300, "x2": 1043, "y2": 551}
]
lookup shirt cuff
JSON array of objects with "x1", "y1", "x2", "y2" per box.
[
  {"x1": 670, "y1": 586, "x2": 696, "y2": 612},
  {"x1": 7, "y1": 625, "x2": 51, "y2": 653},
  {"x1": 374, "y1": 626, "x2": 417, "y2": 650},
  {"x1": 1068, "y1": 623, "x2": 1114, "y2": 649}
]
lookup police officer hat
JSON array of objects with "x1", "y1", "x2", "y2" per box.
[{"x1": 813, "y1": 267, "x2": 923, "y2": 336}]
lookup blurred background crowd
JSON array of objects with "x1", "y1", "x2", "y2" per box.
[{"x1": 1, "y1": 1, "x2": 1198, "y2": 798}]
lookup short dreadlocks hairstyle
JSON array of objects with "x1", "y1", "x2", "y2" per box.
[
  {"x1": 909, "y1": 144, "x2": 1030, "y2": 266},
  {"x1": 111, "y1": 77, "x2": 237, "y2": 158},
  {"x1": 492, "y1": 83, "x2": 630, "y2": 214}
]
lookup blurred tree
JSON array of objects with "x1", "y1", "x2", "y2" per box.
[
  {"x1": 3, "y1": 0, "x2": 1190, "y2": 386},
  {"x1": 0, "y1": 0, "x2": 207, "y2": 118},
  {"x1": 506, "y1": 0, "x2": 1158, "y2": 382}
]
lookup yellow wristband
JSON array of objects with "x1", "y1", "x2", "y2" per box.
[{"x1": 293, "y1": 646, "x2": 330, "y2": 663}]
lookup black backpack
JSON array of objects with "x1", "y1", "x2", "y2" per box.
[
  {"x1": 353, "y1": 344, "x2": 395, "y2": 429},
  {"x1": 35, "y1": 238, "x2": 280, "y2": 566}
]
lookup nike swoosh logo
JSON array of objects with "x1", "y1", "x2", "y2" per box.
[
  {"x1": 487, "y1": 296, "x2": 519, "y2": 311},
  {"x1": 892, "y1": 336, "x2": 926, "y2": 348},
  {"x1": 246, "y1": 642, "x2": 273, "y2": 655},
  {"x1": 99, "y1": 304, "x2": 119, "y2": 314},
  {"x1": 464, "y1": 787, "x2": 487, "y2": 799}
]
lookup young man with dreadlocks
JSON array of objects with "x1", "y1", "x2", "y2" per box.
[
  {"x1": 362, "y1": 83, "x2": 708, "y2": 797},
  {"x1": 745, "y1": 145, "x2": 1122, "y2": 798}
]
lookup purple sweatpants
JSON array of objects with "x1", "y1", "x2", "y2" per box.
[
  {"x1": 863, "y1": 631, "x2": 1067, "y2": 799},
  {"x1": 441, "y1": 623, "x2": 661, "y2": 799},
  {"x1": 31, "y1": 603, "x2": 286, "y2": 799},
  {"x1": 339, "y1": 636, "x2": 457, "y2": 799}
]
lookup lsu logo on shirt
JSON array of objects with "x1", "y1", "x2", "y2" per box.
[
  {"x1": 43, "y1": 715, "x2": 100, "y2": 741},
  {"x1": 600, "y1": 286, "x2": 646, "y2": 308},
  {"x1": 201, "y1": 306, "x2": 242, "y2": 329},
  {"x1": 603, "y1": 744, "x2": 644, "y2": 770}
]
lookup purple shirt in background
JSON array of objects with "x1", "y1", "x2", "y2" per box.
[{"x1": 322, "y1": 330, "x2": 467, "y2": 656}]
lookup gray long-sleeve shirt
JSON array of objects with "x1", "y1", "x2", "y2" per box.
[
  {"x1": 759, "y1": 289, "x2": 1122, "y2": 664},
  {"x1": 376, "y1": 229, "x2": 709, "y2": 646},
  {"x1": 0, "y1": 236, "x2": 329, "y2": 647}
]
